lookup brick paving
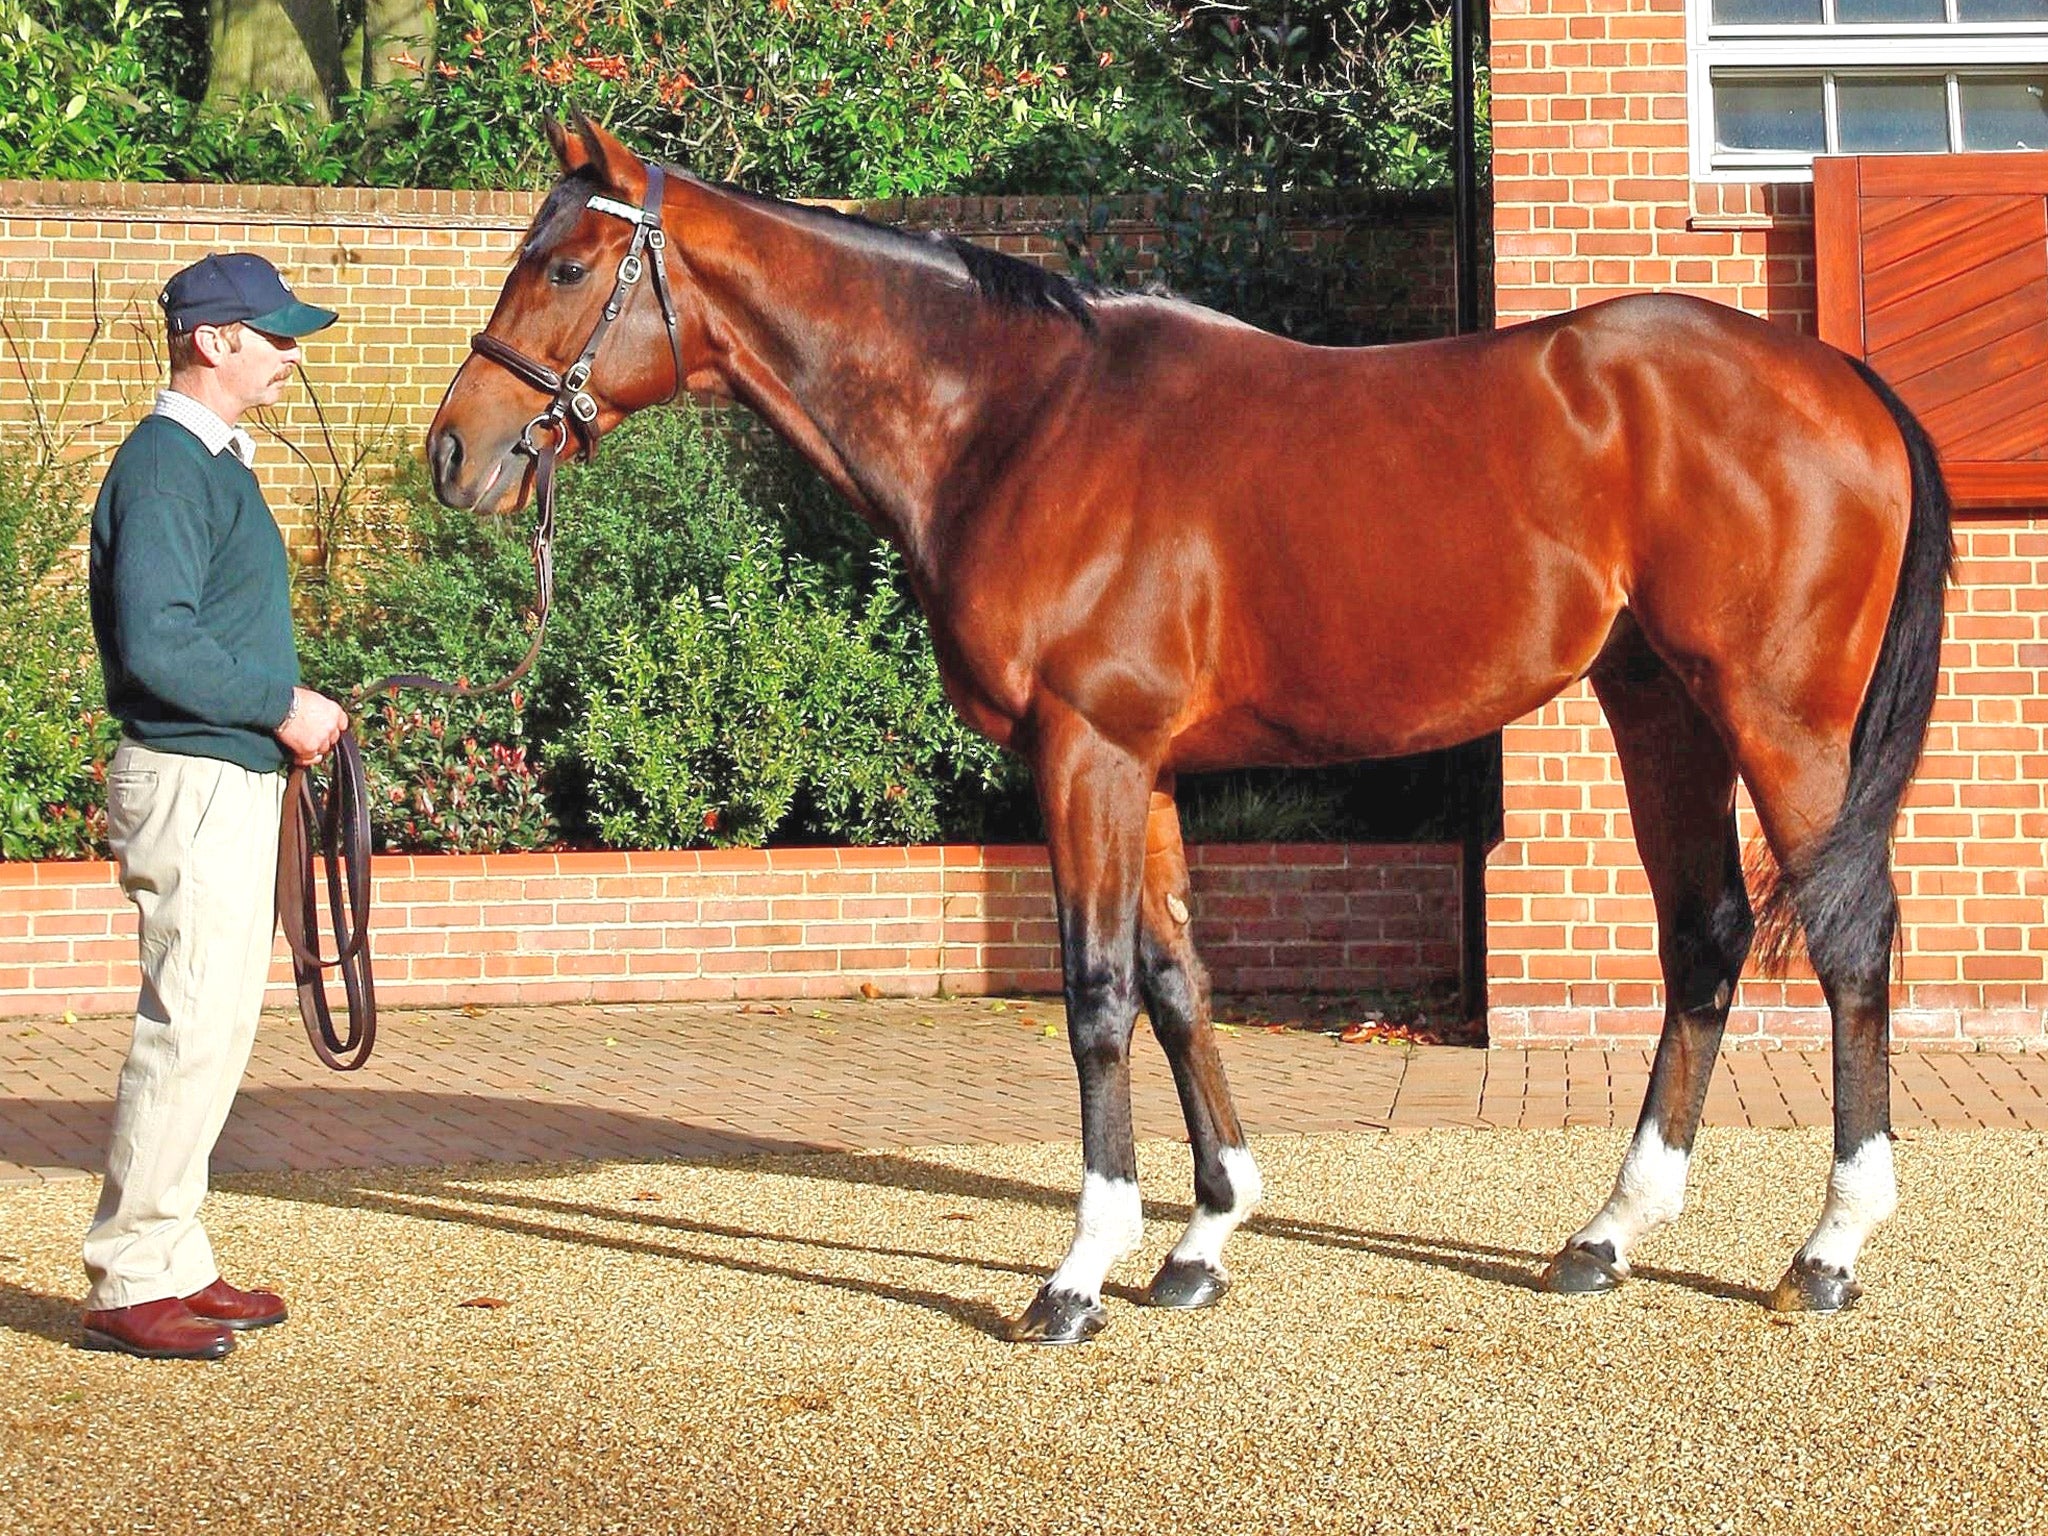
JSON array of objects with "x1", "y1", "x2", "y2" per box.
[{"x1": 5, "y1": 998, "x2": 2048, "y2": 1186}]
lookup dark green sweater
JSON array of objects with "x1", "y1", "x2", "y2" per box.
[{"x1": 89, "y1": 414, "x2": 299, "y2": 773}]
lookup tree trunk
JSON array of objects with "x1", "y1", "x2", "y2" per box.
[
  {"x1": 343, "y1": 0, "x2": 435, "y2": 91},
  {"x1": 206, "y1": 0, "x2": 345, "y2": 119}
]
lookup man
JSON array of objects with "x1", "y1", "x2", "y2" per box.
[{"x1": 81, "y1": 253, "x2": 350, "y2": 1360}]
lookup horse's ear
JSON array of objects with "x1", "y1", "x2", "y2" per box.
[
  {"x1": 569, "y1": 112, "x2": 649, "y2": 204},
  {"x1": 545, "y1": 114, "x2": 589, "y2": 172}
]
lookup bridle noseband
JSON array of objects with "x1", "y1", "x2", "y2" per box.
[{"x1": 277, "y1": 164, "x2": 689, "y2": 1072}]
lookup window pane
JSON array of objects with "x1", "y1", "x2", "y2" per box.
[
  {"x1": 1714, "y1": 77, "x2": 1827, "y2": 152},
  {"x1": 1960, "y1": 76, "x2": 2048, "y2": 149},
  {"x1": 1834, "y1": 0, "x2": 1945, "y2": 18},
  {"x1": 1837, "y1": 76, "x2": 1952, "y2": 152},
  {"x1": 1711, "y1": 0, "x2": 1823, "y2": 22},
  {"x1": 1956, "y1": 0, "x2": 2048, "y2": 17}
]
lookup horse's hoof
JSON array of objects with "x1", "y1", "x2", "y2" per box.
[
  {"x1": 1767, "y1": 1258, "x2": 1862, "y2": 1314},
  {"x1": 1541, "y1": 1241, "x2": 1627, "y2": 1296},
  {"x1": 1004, "y1": 1286, "x2": 1109, "y2": 1346},
  {"x1": 1144, "y1": 1257, "x2": 1230, "y2": 1310}
]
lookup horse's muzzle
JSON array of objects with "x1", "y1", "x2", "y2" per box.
[{"x1": 427, "y1": 425, "x2": 527, "y2": 515}]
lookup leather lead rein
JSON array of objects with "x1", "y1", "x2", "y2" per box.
[{"x1": 277, "y1": 167, "x2": 682, "y2": 1071}]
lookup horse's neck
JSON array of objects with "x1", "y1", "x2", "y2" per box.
[{"x1": 683, "y1": 186, "x2": 1074, "y2": 574}]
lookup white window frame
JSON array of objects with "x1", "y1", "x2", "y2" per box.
[{"x1": 1688, "y1": 0, "x2": 2048, "y2": 182}]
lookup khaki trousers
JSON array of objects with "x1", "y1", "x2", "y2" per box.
[{"x1": 83, "y1": 740, "x2": 285, "y2": 1310}]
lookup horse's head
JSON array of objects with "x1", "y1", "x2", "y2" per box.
[{"x1": 428, "y1": 113, "x2": 712, "y2": 514}]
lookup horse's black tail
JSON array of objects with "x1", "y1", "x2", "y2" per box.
[{"x1": 1753, "y1": 356, "x2": 1954, "y2": 979}]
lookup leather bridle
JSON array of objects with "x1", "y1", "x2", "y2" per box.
[
  {"x1": 277, "y1": 165, "x2": 687, "y2": 1071},
  {"x1": 468, "y1": 161, "x2": 688, "y2": 467}
]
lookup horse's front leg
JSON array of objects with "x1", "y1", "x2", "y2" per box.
[
  {"x1": 1007, "y1": 709, "x2": 1153, "y2": 1346},
  {"x1": 1137, "y1": 783, "x2": 1260, "y2": 1309}
]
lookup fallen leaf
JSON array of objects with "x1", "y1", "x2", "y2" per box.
[
  {"x1": 461, "y1": 1004, "x2": 486, "y2": 1018},
  {"x1": 59, "y1": 1010, "x2": 76, "y2": 1026},
  {"x1": 815, "y1": 1026, "x2": 838, "y2": 1037},
  {"x1": 809, "y1": 1009, "x2": 832, "y2": 1020},
  {"x1": 458, "y1": 1296, "x2": 511, "y2": 1309},
  {"x1": 1041, "y1": 1024, "x2": 1059, "y2": 1038},
  {"x1": 630, "y1": 1190, "x2": 662, "y2": 1202},
  {"x1": 941, "y1": 1212, "x2": 974, "y2": 1222},
  {"x1": 858, "y1": 982, "x2": 881, "y2": 999},
  {"x1": 917, "y1": 1018, "x2": 936, "y2": 1027},
  {"x1": 989, "y1": 1000, "x2": 1009, "y2": 1012},
  {"x1": 604, "y1": 1037, "x2": 618, "y2": 1047},
  {"x1": 1216, "y1": 1023, "x2": 1239, "y2": 1036},
  {"x1": 1261, "y1": 1024, "x2": 1290, "y2": 1036}
]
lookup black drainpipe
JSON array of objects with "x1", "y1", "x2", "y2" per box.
[{"x1": 1450, "y1": 0, "x2": 1498, "y2": 1028}]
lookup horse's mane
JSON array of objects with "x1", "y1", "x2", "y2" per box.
[
  {"x1": 523, "y1": 167, "x2": 1101, "y2": 332},
  {"x1": 724, "y1": 179, "x2": 1101, "y2": 331},
  {"x1": 940, "y1": 233, "x2": 1099, "y2": 331}
]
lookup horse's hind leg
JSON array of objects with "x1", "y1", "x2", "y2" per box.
[
  {"x1": 1544, "y1": 622, "x2": 1754, "y2": 1294},
  {"x1": 1135, "y1": 783, "x2": 1261, "y2": 1309},
  {"x1": 1728, "y1": 721, "x2": 1896, "y2": 1315}
]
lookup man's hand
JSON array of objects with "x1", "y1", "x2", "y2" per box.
[{"x1": 277, "y1": 687, "x2": 348, "y2": 766}]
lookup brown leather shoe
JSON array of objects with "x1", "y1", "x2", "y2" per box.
[
  {"x1": 183, "y1": 1277, "x2": 288, "y2": 1331},
  {"x1": 81, "y1": 1297, "x2": 233, "y2": 1360}
]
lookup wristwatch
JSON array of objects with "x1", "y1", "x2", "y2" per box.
[{"x1": 278, "y1": 692, "x2": 300, "y2": 729}]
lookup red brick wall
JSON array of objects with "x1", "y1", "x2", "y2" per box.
[
  {"x1": 1488, "y1": 0, "x2": 2048, "y2": 1047},
  {"x1": 1491, "y1": 0, "x2": 1816, "y2": 330},
  {"x1": 0, "y1": 844, "x2": 1462, "y2": 1018}
]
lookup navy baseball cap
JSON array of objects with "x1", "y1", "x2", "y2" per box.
[{"x1": 158, "y1": 253, "x2": 338, "y2": 337}]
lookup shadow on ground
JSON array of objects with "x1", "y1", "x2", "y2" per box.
[{"x1": 2, "y1": 1096, "x2": 1760, "y2": 1348}]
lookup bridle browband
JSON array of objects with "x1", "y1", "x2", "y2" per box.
[{"x1": 277, "y1": 164, "x2": 688, "y2": 1072}]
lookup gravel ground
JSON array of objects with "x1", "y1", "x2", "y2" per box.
[{"x1": 4, "y1": 1127, "x2": 2046, "y2": 1535}]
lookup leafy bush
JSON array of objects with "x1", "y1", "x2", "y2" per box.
[
  {"x1": 300, "y1": 405, "x2": 1021, "y2": 852},
  {"x1": 572, "y1": 531, "x2": 995, "y2": 849},
  {"x1": 1096, "y1": 0, "x2": 1470, "y2": 195},
  {"x1": 351, "y1": 0, "x2": 1133, "y2": 198},
  {"x1": 8, "y1": 0, "x2": 1469, "y2": 199},
  {"x1": 354, "y1": 693, "x2": 555, "y2": 853},
  {"x1": 0, "y1": 0, "x2": 188, "y2": 181},
  {"x1": 0, "y1": 441, "x2": 117, "y2": 861}
]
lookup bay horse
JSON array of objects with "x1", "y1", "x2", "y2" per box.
[{"x1": 428, "y1": 115, "x2": 1951, "y2": 1343}]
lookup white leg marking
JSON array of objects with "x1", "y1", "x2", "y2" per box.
[
  {"x1": 1047, "y1": 1173, "x2": 1144, "y2": 1302},
  {"x1": 1569, "y1": 1121, "x2": 1690, "y2": 1271},
  {"x1": 1168, "y1": 1145, "x2": 1264, "y2": 1273},
  {"x1": 1797, "y1": 1135, "x2": 1897, "y2": 1275}
]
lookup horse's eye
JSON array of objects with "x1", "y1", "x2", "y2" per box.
[{"x1": 549, "y1": 261, "x2": 588, "y2": 286}]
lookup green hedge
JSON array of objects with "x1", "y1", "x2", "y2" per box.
[
  {"x1": 0, "y1": 443, "x2": 116, "y2": 860},
  {"x1": 2, "y1": 0, "x2": 1467, "y2": 198},
  {"x1": 297, "y1": 407, "x2": 1027, "y2": 854}
]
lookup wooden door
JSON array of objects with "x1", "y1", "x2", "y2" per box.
[{"x1": 1814, "y1": 154, "x2": 2048, "y2": 509}]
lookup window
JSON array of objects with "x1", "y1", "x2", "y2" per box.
[{"x1": 1690, "y1": 0, "x2": 2048, "y2": 180}]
